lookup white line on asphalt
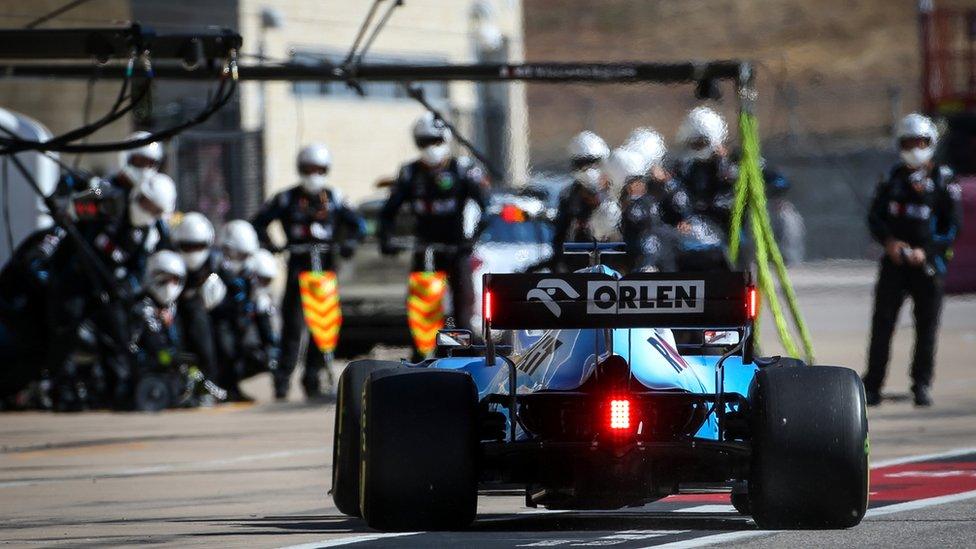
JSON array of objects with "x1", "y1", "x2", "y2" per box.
[
  {"x1": 863, "y1": 489, "x2": 976, "y2": 517},
  {"x1": 276, "y1": 532, "x2": 421, "y2": 548},
  {"x1": 870, "y1": 446, "x2": 976, "y2": 468},
  {"x1": 0, "y1": 448, "x2": 327, "y2": 488},
  {"x1": 647, "y1": 446, "x2": 976, "y2": 548}
]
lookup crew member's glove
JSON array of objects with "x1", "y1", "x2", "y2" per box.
[
  {"x1": 380, "y1": 240, "x2": 402, "y2": 256},
  {"x1": 201, "y1": 273, "x2": 227, "y2": 310},
  {"x1": 339, "y1": 240, "x2": 357, "y2": 259}
]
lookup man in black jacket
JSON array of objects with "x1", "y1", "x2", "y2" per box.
[
  {"x1": 252, "y1": 144, "x2": 364, "y2": 400},
  {"x1": 378, "y1": 113, "x2": 489, "y2": 334},
  {"x1": 864, "y1": 113, "x2": 962, "y2": 407}
]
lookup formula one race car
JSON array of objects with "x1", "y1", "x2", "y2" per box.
[{"x1": 330, "y1": 244, "x2": 869, "y2": 531}]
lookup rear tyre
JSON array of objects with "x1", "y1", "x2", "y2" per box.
[
  {"x1": 331, "y1": 359, "x2": 401, "y2": 517},
  {"x1": 749, "y1": 365, "x2": 869, "y2": 529},
  {"x1": 361, "y1": 369, "x2": 478, "y2": 531},
  {"x1": 730, "y1": 491, "x2": 751, "y2": 516}
]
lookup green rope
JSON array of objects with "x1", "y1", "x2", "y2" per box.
[{"x1": 730, "y1": 112, "x2": 815, "y2": 362}]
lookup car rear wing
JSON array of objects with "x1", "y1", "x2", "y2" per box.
[{"x1": 482, "y1": 271, "x2": 756, "y2": 334}]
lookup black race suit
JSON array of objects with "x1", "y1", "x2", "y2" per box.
[
  {"x1": 863, "y1": 164, "x2": 962, "y2": 394},
  {"x1": 252, "y1": 185, "x2": 364, "y2": 397}
]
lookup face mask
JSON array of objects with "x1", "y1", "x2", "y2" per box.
[
  {"x1": 128, "y1": 198, "x2": 157, "y2": 227},
  {"x1": 148, "y1": 280, "x2": 183, "y2": 306},
  {"x1": 180, "y1": 250, "x2": 209, "y2": 271},
  {"x1": 301, "y1": 174, "x2": 328, "y2": 193},
  {"x1": 901, "y1": 147, "x2": 934, "y2": 169},
  {"x1": 574, "y1": 167, "x2": 602, "y2": 190},
  {"x1": 420, "y1": 143, "x2": 450, "y2": 166},
  {"x1": 122, "y1": 165, "x2": 156, "y2": 187}
]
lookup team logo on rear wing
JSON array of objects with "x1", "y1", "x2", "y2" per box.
[
  {"x1": 526, "y1": 279, "x2": 704, "y2": 316},
  {"x1": 486, "y1": 272, "x2": 750, "y2": 330},
  {"x1": 586, "y1": 280, "x2": 704, "y2": 314},
  {"x1": 526, "y1": 279, "x2": 580, "y2": 318}
]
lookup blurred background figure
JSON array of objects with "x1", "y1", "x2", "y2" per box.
[
  {"x1": 129, "y1": 250, "x2": 187, "y2": 411},
  {"x1": 673, "y1": 107, "x2": 736, "y2": 240},
  {"x1": 378, "y1": 113, "x2": 488, "y2": 336},
  {"x1": 172, "y1": 213, "x2": 225, "y2": 389},
  {"x1": 253, "y1": 144, "x2": 364, "y2": 400},
  {"x1": 550, "y1": 130, "x2": 610, "y2": 270},
  {"x1": 212, "y1": 220, "x2": 261, "y2": 402}
]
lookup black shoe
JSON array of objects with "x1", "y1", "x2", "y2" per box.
[
  {"x1": 912, "y1": 386, "x2": 933, "y2": 407},
  {"x1": 864, "y1": 388, "x2": 882, "y2": 407},
  {"x1": 226, "y1": 387, "x2": 255, "y2": 403}
]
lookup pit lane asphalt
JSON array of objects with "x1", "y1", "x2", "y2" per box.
[{"x1": 2, "y1": 261, "x2": 976, "y2": 548}]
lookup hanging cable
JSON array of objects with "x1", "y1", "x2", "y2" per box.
[
  {"x1": 341, "y1": 0, "x2": 384, "y2": 68},
  {"x1": 0, "y1": 52, "x2": 146, "y2": 155},
  {"x1": 1, "y1": 51, "x2": 238, "y2": 155},
  {"x1": 349, "y1": 0, "x2": 402, "y2": 69}
]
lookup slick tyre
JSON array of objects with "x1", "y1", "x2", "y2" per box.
[
  {"x1": 749, "y1": 365, "x2": 869, "y2": 529},
  {"x1": 331, "y1": 360, "x2": 401, "y2": 517},
  {"x1": 361, "y1": 369, "x2": 478, "y2": 531}
]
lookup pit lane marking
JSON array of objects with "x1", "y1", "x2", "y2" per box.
[
  {"x1": 517, "y1": 530, "x2": 687, "y2": 547},
  {"x1": 277, "y1": 532, "x2": 421, "y2": 548},
  {"x1": 0, "y1": 448, "x2": 327, "y2": 488}
]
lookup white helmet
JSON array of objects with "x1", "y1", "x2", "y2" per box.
[
  {"x1": 413, "y1": 113, "x2": 452, "y2": 166},
  {"x1": 172, "y1": 212, "x2": 214, "y2": 271},
  {"x1": 119, "y1": 131, "x2": 164, "y2": 186},
  {"x1": 144, "y1": 250, "x2": 186, "y2": 306},
  {"x1": 297, "y1": 143, "x2": 332, "y2": 170},
  {"x1": 623, "y1": 127, "x2": 666, "y2": 170},
  {"x1": 412, "y1": 112, "x2": 451, "y2": 143},
  {"x1": 603, "y1": 148, "x2": 646, "y2": 193},
  {"x1": 246, "y1": 248, "x2": 278, "y2": 280},
  {"x1": 129, "y1": 172, "x2": 177, "y2": 228},
  {"x1": 219, "y1": 220, "x2": 259, "y2": 274},
  {"x1": 296, "y1": 143, "x2": 332, "y2": 193},
  {"x1": 895, "y1": 113, "x2": 939, "y2": 168},
  {"x1": 567, "y1": 130, "x2": 610, "y2": 163},
  {"x1": 677, "y1": 107, "x2": 728, "y2": 159},
  {"x1": 123, "y1": 131, "x2": 164, "y2": 163}
]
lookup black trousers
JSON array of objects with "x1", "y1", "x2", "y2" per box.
[
  {"x1": 178, "y1": 296, "x2": 218, "y2": 382},
  {"x1": 864, "y1": 258, "x2": 944, "y2": 392},
  {"x1": 277, "y1": 270, "x2": 328, "y2": 395},
  {"x1": 411, "y1": 250, "x2": 474, "y2": 332}
]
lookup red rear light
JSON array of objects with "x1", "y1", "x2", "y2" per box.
[
  {"x1": 747, "y1": 287, "x2": 758, "y2": 320},
  {"x1": 484, "y1": 290, "x2": 492, "y2": 323},
  {"x1": 500, "y1": 204, "x2": 526, "y2": 223},
  {"x1": 609, "y1": 399, "x2": 631, "y2": 430}
]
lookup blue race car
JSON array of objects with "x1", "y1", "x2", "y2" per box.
[{"x1": 331, "y1": 244, "x2": 869, "y2": 531}]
